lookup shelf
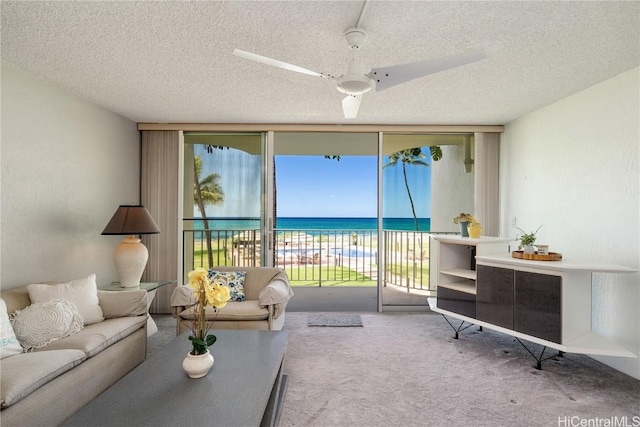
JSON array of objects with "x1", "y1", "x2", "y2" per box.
[
  {"x1": 431, "y1": 235, "x2": 512, "y2": 245},
  {"x1": 476, "y1": 253, "x2": 638, "y2": 273},
  {"x1": 438, "y1": 281, "x2": 476, "y2": 295},
  {"x1": 564, "y1": 332, "x2": 637, "y2": 358},
  {"x1": 441, "y1": 268, "x2": 476, "y2": 280}
]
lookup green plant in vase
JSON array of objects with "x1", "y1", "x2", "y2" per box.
[{"x1": 515, "y1": 225, "x2": 543, "y2": 253}]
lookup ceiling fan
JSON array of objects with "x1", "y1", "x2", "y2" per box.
[{"x1": 233, "y1": 2, "x2": 486, "y2": 119}]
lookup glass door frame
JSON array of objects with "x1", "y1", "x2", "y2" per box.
[{"x1": 262, "y1": 130, "x2": 275, "y2": 268}]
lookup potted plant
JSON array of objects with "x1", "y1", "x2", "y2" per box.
[
  {"x1": 453, "y1": 213, "x2": 478, "y2": 237},
  {"x1": 515, "y1": 225, "x2": 543, "y2": 254},
  {"x1": 182, "y1": 267, "x2": 231, "y2": 378}
]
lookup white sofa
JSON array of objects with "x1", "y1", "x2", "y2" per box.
[{"x1": 0, "y1": 281, "x2": 148, "y2": 427}]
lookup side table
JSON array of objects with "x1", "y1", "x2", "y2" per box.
[{"x1": 101, "y1": 280, "x2": 176, "y2": 336}]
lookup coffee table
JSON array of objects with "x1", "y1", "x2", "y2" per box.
[{"x1": 63, "y1": 329, "x2": 288, "y2": 427}]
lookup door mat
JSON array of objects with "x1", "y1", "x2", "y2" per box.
[{"x1": 307, "y1": 313, "x2": 363, "y2": 327}]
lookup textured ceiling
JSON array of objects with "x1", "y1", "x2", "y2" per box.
[{"x1": 2, "y1": 1, "x2": 639, "y2": 125}]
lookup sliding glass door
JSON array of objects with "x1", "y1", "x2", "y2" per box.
[
  {"x1": 180, "y1": 130, "x2": 477, "y2": 312},
  {"x1": 272, "y1": 132, "x2": 379, "y2": 311}
]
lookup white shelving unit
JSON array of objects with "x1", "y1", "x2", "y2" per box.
[
  {"x1": 428, "y1": 241, "x2": 638, "y2": 367},
  {"x1": 429, "y1": 235, "x2": 511, "y2": 319},
  {"x1": 431, "y1": 235, "x2": 511, "y2": 293}
]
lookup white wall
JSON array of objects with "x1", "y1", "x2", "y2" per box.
[
  {"x1": 431, "y1": 143, "x2": 474, "y2": 232},
  {"x1": 501, "y1": 67, "x2": 640, "y2": 379},
  {"x1": 1, "y1": 62, "x2": 140, "y2": 289}
]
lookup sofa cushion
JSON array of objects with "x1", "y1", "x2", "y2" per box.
[
  {"x1": 27, "y1": 274, "x2": 104, "y2": 325},
  {"x1": 11, "y1": 299, "x2": 84, "y2": 351},
  {"x1": 208, "y1": 270, "x2": 246, "y2": 302},
  {"x1": 0, "y1": 299, "x2": 22, "y2": 359},
  {"x1": 179, "y1": 300, "x2": 269, "y2": 321},
  {"x1": 0, "y1": 349, "x2": 86, "y2": 408},
  {"x1": 33, "y1": 316, "x2": 146, "y2": 358},
  {"x1": 97, "y1": 290, "x2": 148, "y2": 318}
]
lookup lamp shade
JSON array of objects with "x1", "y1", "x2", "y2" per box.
[{"x1": 102, "y1": 205, "x2": 160, "y2": 236}]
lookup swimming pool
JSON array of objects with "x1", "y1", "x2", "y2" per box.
[{"x1": 330, "y1": 247, "x2": 376, "y2": 258}]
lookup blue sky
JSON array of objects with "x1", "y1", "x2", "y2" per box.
[
  {"x1": 195, "y1": 146, "x2": 432, "y2": 218},
  {"x1": 276, "y1": 155, "x2": 431, "y2": 218}
]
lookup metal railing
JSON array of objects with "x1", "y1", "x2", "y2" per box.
[
  {"x1": 183, "y1": 228, "x2": 260, "y2": 269},
  {"x1": 383, "y1": 230, "x2": 430, "y2": 291},
  {"x1": 183, "y1": 225, "x2": 444, "y2": 292},
  {"x1": 274, "y1": 229, "x2": 377, "y2": 286}
]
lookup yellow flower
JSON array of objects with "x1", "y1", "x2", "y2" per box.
[
  {"x1": 206, "y1": 282, "x2": 230, "y2": 309},
  {"x1": 453, "y1": 213, "x2": 478, "y2": 224},
  {"x1": 185, "y1": 268, "x2": 232, "y2": 355},
  {"x1": 187, "y1": 267, "x2": 208, "y2": 292}
]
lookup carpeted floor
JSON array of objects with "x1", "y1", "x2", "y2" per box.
[
  {"x1": 278, "y1": 312, "x2": 640, "y2": 427},
  {"x1": 149, "y1": 313, "x2": 640, "y2": 427},
  {"x1": 146, "y1": 314, "x2": 176, "y2": 358}
]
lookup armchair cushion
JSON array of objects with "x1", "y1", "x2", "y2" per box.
[{"x1": 179, "y1": 301, "x2": 268, "y2": 322}]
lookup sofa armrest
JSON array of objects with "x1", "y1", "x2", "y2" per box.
[
  {"x1": 97, "y1": 290, "x2": 147, "y2": 318},
  {"x1": 258, "y1": 276, "x2": 294, "y2": 319}
]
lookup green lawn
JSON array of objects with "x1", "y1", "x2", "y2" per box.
[
  {"x1": 385, "y1": 263, "x2": 429, "y2": 284},
  {"x1": 191, "y1": 247, "x2": 233, "y2": 268},
  {"x1": 283, "y1": 266, "x2": 376, "y2": 287}
]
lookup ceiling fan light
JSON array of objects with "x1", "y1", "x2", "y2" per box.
[{"x1": 337, "y1": 75, "x2": 373, "y2": 95}]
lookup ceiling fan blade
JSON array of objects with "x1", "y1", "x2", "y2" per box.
[
  {"x1": 371, "y1": 50, "x2": 487, "y2": 92},
  {"x1": 342, "y1": 94, "x2": 362, "y2": 119},
  {"x1": 233, "y1": 49, "x2": 330, "y2": 78}
]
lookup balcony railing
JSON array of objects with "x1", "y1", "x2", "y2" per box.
[
  {"x1": 183, "y1": 225, "x2": 448, "y2": 293},
  {"x1": 274, "y1": 229, "x2": 377, "y2": 286}
]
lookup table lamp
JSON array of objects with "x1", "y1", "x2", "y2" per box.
[{"x1": 102, "y1": 205, "x2": 161, "y2": 287}]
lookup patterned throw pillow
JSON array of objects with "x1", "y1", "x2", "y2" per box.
[
  {"x1": 10, "y1": 299, "x2": 84, "y2": 351},
  {"x1": 207, "y1": 270, "x2": 246, "y2": 302}
]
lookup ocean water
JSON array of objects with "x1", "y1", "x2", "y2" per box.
[{"x1": 187, "y1": 217, "x2": 430, "y2": 232}]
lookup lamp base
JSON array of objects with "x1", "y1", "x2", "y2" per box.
[{"x1": 113, "y1": 236, "x2": 149, "y2": 288}]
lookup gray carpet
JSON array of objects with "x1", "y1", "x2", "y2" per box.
[
  {"x1": 279, "y1": 312, "x2": 640, "y2": 427},
  {"x1": 148, "y1": 313, "x2": 640, "y2": 427},
  {"x1": 308, "y1": 313, "x2": 363, "y2": 327},
  {"x1": 146, "y1": 314, "x2": 175, "y2": 358}
]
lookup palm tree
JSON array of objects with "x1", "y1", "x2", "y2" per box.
[
  {"x1": 193, "y1": 155, "x2": 224, "y2": 267},
  {"x1": 384, "y1": 146, "x2": 442, "y2": 231}
]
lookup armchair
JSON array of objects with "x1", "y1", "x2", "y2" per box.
[{"x1": 171, "y1": 266, "x2": 294, "y2": 333}]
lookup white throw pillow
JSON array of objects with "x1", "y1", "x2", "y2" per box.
[
  {"x1": 10, "y1": 299, "x2": 84, "y2": 351},
  {"x1": 0, "y1": 298, "x2": 23, "y2": 359},
  {"x1": 27, "y1": 274, "x2": 104, "y2": 325}
]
